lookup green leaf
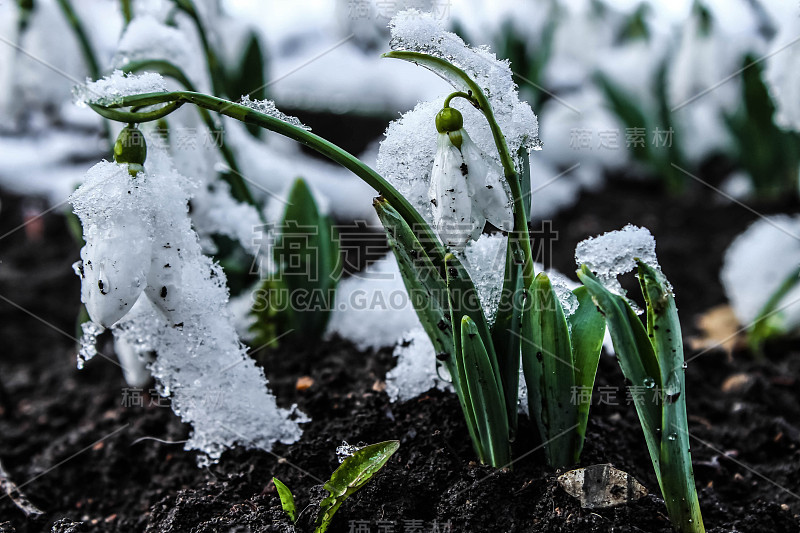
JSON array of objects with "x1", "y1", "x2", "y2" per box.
[
  {"x1": 251, "y1": 177, "x2": 339, "y2": 345},
  {"x1": 226, "y1": 31, "x2": 267, "y2": 137},
  {"x1": 518, "y1": 145, "x2": 532, "y2": 218},
  {"x1": 579, "y1": 264, "x2": 705, "y2": 533},
  {"x1": 491, "y1": 244, "x2": 523, "y2": 438},
  {"x1": 568, "y1": 286, "x2": 606, "y2": 461},
  {"x1": 748, "y1": 265, "x2": 800, "y2": 356},
  {"x1": 373, "y1": 198, "x2": 454, "y2": 375},
  {"x1": 521, "y1": 272, "x2": 577, "y2": 468},
  {"x1": 638, "y1": 263, "x2": 705, "y2": 533},
  {"x1": 272, "y1": 477, "x2": 297, "y2": 522},
  {"x1": 724, "y1": 54, "x2": 800, "y2": 198},
  {"x1": 445, "y1": 253, "x2": 504, "y2": 462},
  {"x1": 577, "y1": 266, "x2": 663, "y2": 481},
  {"x1": 460, "y1": 316, "x2": 511, "y2": 467},
  {"x1": 316, "y1": 441, "x2": 400, "y2": 533}
]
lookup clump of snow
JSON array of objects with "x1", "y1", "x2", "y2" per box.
[
  {"x1": 239, "y1": 96, "x2": 310, "y2": 131},
  {"x1": 575, "y1": 224, "x2": 658, "y2": 298},
  {"x1": 74, "y1": 70, "x2": 168, "y2": 107},
  {"x1": 71, "y1": 159, "x2": 306, "y2": 464},
  {"x1": 550, "y1": 272, "x2": 579, "y2": 317},
  {"x1": 378, "y1": 10, "x2": 539, "y2": 233},
  {"x1": 76, "y1": 320, "x2": 104, "y2": 370},
  {"x1": 191, "y1": 181, "x2": 264, "y2": 256},
  {"x1": 721, "y1": 216, "x2": 800, "y2": 329},
  {"x1": 462, "y1": 233, "x2": 508, "y2": 324},
  {"x1": 385, "y1": 327, "x2": 453, "y2": 402},
  {"x1": 114, "y1": 14, "x2": 210, "y2": 93},
  {"x1": 325, "y1": 253, "x2": 421, "y2": 351},
  {"x1": 764, "y1": 16, "x2": 800, "y2": 131}
]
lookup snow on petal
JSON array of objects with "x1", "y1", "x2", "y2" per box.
[
  {"x1": 75, "y1": 154, "x2": 306, "y2": 464},
  {"x1": 764, "y1": 16, "x2": 800, "y2": 132},
  {"x1": 70, "y1": 161, "x2": 154, "y2": 328}
]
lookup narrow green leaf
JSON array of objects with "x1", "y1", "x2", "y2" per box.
[
  {"x1": 521, "y1": 272, "x2": 577, "y2": 468},
  {"x1": 638, "y1": 263, "x2": 705, "y2": 533},
  {"x1": 518, "y1": 145, "x2": 531, "y2": 218},
  {"x1": 373, "y1": 198, "x2": 455, "y2": 376},
  {"x1": 460, "y1": 316, "x2": 511, "y2": 467},
  {"x1": 316, "y1": 441, "x2": 399, "y2": 533},
  {"x1": 272, "y1": 477, "x2": 297, "y2": 522},
  {"x1": 227, "y1": 32, "x2": 267, "y2": 136},
  {"x1": 445, "y1": 253, "x2": 504, "y2": 462},
  {"x1": 251, "y1": 178, "x2": 339, "y2": 345},
  {"x1": 444, "y1": 254, "x2": 500, "y2": 379},
  {"x1": 568, "y1": 286, "x2": 606, "y2": 461},
  {"x1": 273, "y1": 178, "x2": 338, "y2": 339},
  {"x1": 577, "y1": 265, "x2": 663, "y2": 484},
  {"x1": 491, "y1": 242, "x2": 523, "y2": 437},
  {"x1": 748, "y1": 265, "x2": 800, "y2": 356}
]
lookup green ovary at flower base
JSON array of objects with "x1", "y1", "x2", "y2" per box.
[{"x1": 429, "y1": 99, "x2": 513, "y2": 250}]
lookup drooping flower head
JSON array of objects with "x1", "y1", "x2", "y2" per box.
[
  {"x1": 377, "y1": 10, "x2": 539, "y2": 249},
  {"x1": 429, "y1": 105, "x2": 512, "y2": 248}
]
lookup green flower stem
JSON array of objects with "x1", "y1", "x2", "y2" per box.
[
  {"x1": 120, "y1": 0, "x2": 133, "y2": 26},
  {"x1": 171, "y1": 0, "x2": 226, "y2": 97},
  {"x1": 443, "y1": 91, "x2": 478, "y2": 109},
  {"x1": 122, "y1": 59, "x2": 254, "y2": 208},
  {"x1": 749, "y1": 264, "x2": 800, "y2": 356},
  {"x1": 90, "y1": 101, "x2": 184, "y2": 124},
  {"x1": 92, "y1": 90, "x2": 447, "y2": 266},
  {"x1": 55, "y1": 0, "x2": 100, "y2": 80},
  {"x1": 383, "y1": 51, "x2": 535, "y2": 287}
]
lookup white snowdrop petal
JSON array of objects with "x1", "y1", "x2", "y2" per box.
[
  {"x1": 722, "y1": 215, "x2": 800, "y2": 328},
  {"x1": 72, "y1": 158, "x2": 306, "y2": 464},
  {"x1": 80, "y1": 224, "x2": 152, "y2": 327},
  {"x1": 429, "y1": 134, "x2": 475, "y2": 248},
  {"x1": 460, "y1": 131, "x2": 513, "y2": 232},
  {"x1": 71, "y1": 162, "x2": 155, "y2": 327},
  {"x1": 145, "y1": 236, "x2": 183, "y2": 317}
]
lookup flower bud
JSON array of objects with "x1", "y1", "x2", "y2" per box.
[
  {"x1": 114, "y1": 125, "x2": 147, "y2": 176},
  {"x1": 435, "y1": 107, "x2": 463, "y2": 135}
]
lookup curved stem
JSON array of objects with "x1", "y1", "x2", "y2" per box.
[
  {"x1": 93, "y1": 91, "x2": 447, "y2": 266},
  {"x1": 123, "y1": 60, "x2": 254, "y2": 207},
  {"x1": 443, "y1": 91, "x2": 477, "y2": 109},
  {"x1": 90, "y1": 101, "x2": 184, "y2": 123}
]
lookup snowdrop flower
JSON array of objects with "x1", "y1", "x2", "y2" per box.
[
  {"x1": 74, "y1": 174, "x2": 154, "y2": 328},
  {"x1": 428, "y1": 106, "x2": 512, "y2": 249},
  {"x1": 72, "y1": 126, "x2": 154, "y2": 328}
]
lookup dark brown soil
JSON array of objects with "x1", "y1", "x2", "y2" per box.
[{"x1": 1, "y1": 177, "x2": 799, "y2": 533}]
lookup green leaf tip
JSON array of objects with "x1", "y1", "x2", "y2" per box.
[
  {"x1": 273, "y1": 477, "x2": 297, "y2": 522},
  {"x1": 316, "y1": 440, "x2": 399, "y2": 533}
]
